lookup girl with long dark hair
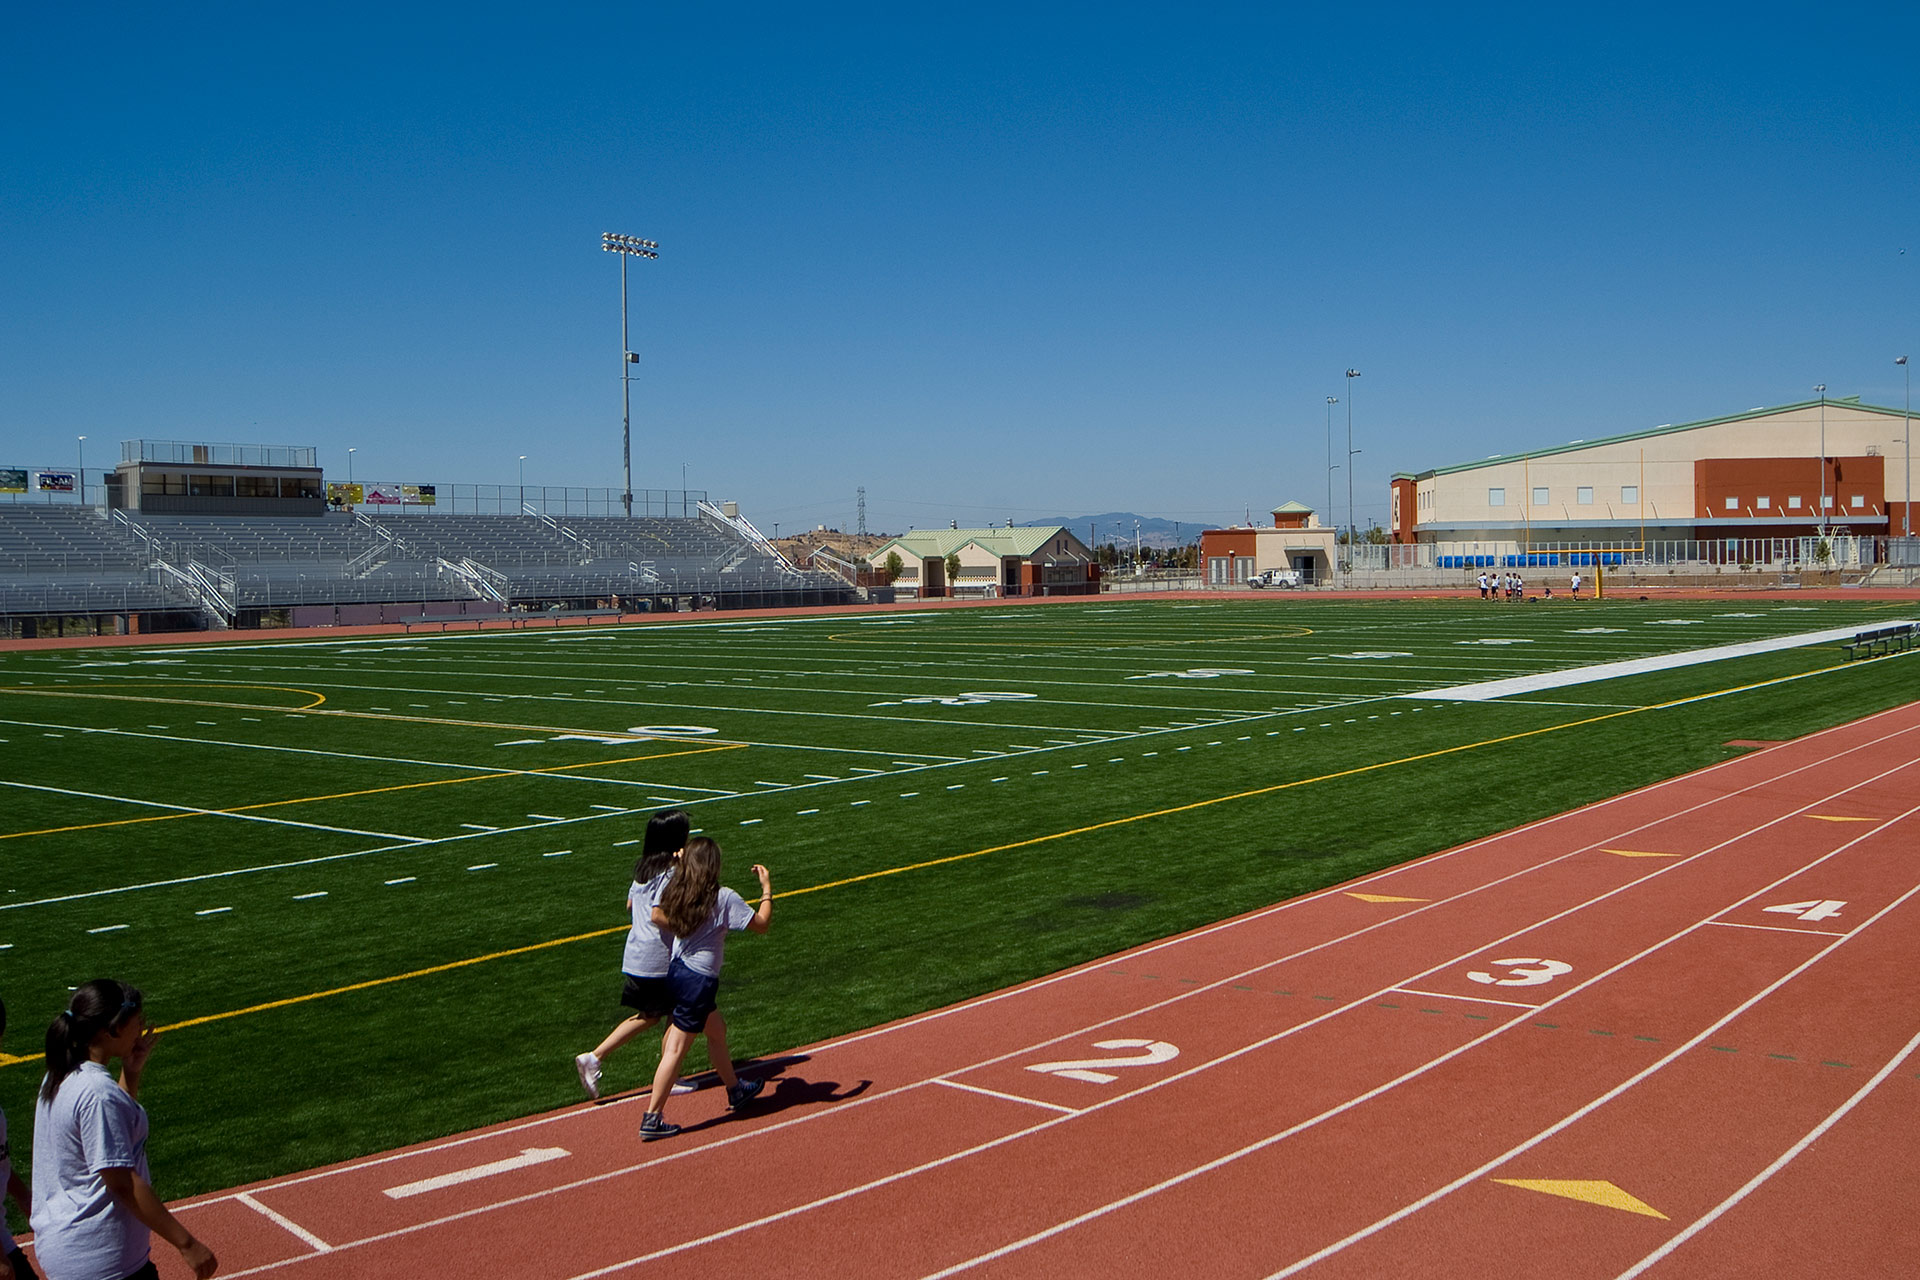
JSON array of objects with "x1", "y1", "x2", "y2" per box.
[
  {"x1": 30, "y1": 980, "x2": 216, "y2": 1280},
  {"x1": 637, "y1": 837, "x2": 771, "y2": 1140},
  {"x1": 574, "y1": 810, "x2": 692, "y2": 1099}
]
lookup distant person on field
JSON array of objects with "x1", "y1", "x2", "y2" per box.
[
  {"x1": 31, "y1": 980, "x2": 217, "y2": 1280},
  {"x1": 575, "y1": 810, "x2": 692, "y2": 1100},
  {"x1": 1, "y1": 998, "x2": 42, "y2": 1280},
  {"x1": 1570, "y1": 571, "x2": 1583, "y2": 599},
  {"x1": 1476, "y1": 570, "x2": 1488, "y2": 599},
  {"x1": 637, "y1": 839, "x2": 772, "y2": 1141}
]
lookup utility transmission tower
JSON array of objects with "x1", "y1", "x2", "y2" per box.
[{"x1": 857, "y1": 487, "x2": 867, "y2": 536}]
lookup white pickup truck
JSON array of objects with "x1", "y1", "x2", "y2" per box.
[{"x1": 1247, "y1": 569, "x2": 1303, "y2": 589}]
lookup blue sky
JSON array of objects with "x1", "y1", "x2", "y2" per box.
[{"x1": 6, "y1": 5, "x2": 1918, "y2": 536}]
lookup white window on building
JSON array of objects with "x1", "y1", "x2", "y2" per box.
[
  {"x1": 1725, "y1": 497, "x2": 1740, "y2": 511},
  {"x1": 1788, "y1": 495, "x2": 1801, "y2": 509},
  {"x1": 1532, "y1": 486, "x2": 1550, "y2": 506},
  {"x1": 1823, "y1": 496, "x2": 1834, "y2": 509},
  {"x1": 1853, "y1": 495, "x2": 1865, "y2": 508},
  {"x1": 1488, "y1": 487, "x2": 1505, "y2": 506},
  {"x1": 1577, "y1": 486, "x2": 1593, "y2": 505},
  {"x1": 1757, "y1": 496, "x2": 1770, "y2": 509},
  {"x1": 1621, "y1": 485, "x2": 1638, "y2": 505},
  {"x1": 1208, "y1": 556, "x2": 1229, "y2": 585}
]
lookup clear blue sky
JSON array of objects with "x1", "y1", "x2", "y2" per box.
[{"x1": 6, "y1": 5, "x2": 1918, "y2": 535}]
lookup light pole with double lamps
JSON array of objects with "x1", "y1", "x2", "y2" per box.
[{"x1": 602, "y1": 232, "x2": 659, "y2": 518}]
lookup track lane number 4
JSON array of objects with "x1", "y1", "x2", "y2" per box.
[{"x1": 1763, "y1": 899, "x2": 1846, "y2": 922}]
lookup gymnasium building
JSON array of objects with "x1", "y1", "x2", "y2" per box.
[
  {"x1": 1388, "y1": 397, "x2": 1915, "y2": 553},
  {"x1": 865, "y1": 524, "x2": 1098, "y2": 597}
]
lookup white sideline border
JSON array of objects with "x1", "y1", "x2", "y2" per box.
[{"x1": 1409, "y1": 621, "x2": 1916, "y2": 702}]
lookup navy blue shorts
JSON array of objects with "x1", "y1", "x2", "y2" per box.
[
  {"x1": 620, "y1": 973, "x2": 673, "y2": 1019},
  {"x1": 666, "y1": 956, "x2": 721, "y2": 1033}
]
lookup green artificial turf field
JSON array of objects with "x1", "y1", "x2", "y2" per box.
[{"x1": 1, "y1": 595, "x2": 1916, "y2": 1204}]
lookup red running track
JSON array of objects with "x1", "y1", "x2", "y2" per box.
[{"x1": 30, "y1": 701, "x2": 1920, "y2": 1279}]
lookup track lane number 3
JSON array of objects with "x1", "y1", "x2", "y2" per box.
[
  {"x1": 1025, "y1": 1039, "x2": 1180, "y2": 1084},
  {"x1": 1467, "y1": 957, "x2": 1573, "y2": 987}
]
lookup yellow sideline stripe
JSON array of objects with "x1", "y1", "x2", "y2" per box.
[
  {"x1": 0, "y1": 743, "x2": 743, "y2": 841},
  {"x1": 0, "y1": 683, "x2": 330, "y2": 710},
  {"x1": 0, "y1": 659, "x2": 1856, "y2": 1066}
]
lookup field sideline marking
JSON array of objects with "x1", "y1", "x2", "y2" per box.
[
  {"x1": 0, "y1": 780, "x2": 426, "y2": 844},
  {"x1": 0, "y1": 656, "x2": 1879, "y2": 1069},
  {"x1": 0, "y1": 743, "x2": 743, "y2": 843}
]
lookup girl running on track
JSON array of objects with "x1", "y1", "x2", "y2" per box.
[
  {"x1": 637, "y1": 838, "x2": 772, "y2": 1141},
  {"x1": 575, "y1": 810, "x2": 692, "y2": 1099},
  {"x1": 31, "y1": 980, "x2": 217, "y2": 1280}
]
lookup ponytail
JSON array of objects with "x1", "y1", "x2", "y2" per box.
[{"x1": 42, "y1": 978, "x2": 142, "y2": 1103}]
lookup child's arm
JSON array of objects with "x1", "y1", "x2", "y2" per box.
[{"x1": 746, "y1": 864, "x2": 772, "y2": 934}]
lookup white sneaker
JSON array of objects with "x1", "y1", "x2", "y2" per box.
[{"x1": 574, "y1": 1052, "x2": 602, "y2": 1100}]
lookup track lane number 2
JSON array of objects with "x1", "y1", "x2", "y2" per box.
[
  {"x1": 1467, "y1": 957, "x2": 1573, "y2": 987},
  {"x1": 1025, "y1": 1039, "x2": 1180, "y2": 1084}
]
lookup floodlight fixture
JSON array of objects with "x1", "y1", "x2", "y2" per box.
[{"x1": 603, "y1": 232, "x2": 661, "y2": 516}]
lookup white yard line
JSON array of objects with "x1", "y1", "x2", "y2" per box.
[{"x1": 0, "y1": 779, "x2": 427, "y2": 843}]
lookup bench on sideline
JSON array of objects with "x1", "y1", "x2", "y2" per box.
[{"x1": 1841, "y1": 622, "x2": 1915, "y2": 660}]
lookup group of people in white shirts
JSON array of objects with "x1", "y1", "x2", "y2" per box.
[
  {"x1": 4, "y1": 810, "x2": 773, "y2": 1280},
  {"x1": 1476, "y1": 569, "x2": 1584, "y2": 602}
]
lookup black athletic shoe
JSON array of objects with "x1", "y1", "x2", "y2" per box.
[
  {"x1": 639, "y1": 1111, "x2": 681, "y2": 1141},
  {"x1": 725, "y1": 1078, "x2": 764, "y2": 1111}
]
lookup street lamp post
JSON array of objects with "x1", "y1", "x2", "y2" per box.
[
  {"x1": 1889, "y1": 355, "x2": 1904, "y2": 541},
  {"x1": 76, "y1": 436, "x2": 86, "y2": 507},
  {"x1": 602, "y1": 232, "x2": 659, "y2": 518},
  {"x1": 1345, "y1": 369, "x2": 1361, "y2": 583},
  {"x1": 518, "y1": 455, "x2": 527, "y2": 515},
  {"x1": 1815, "y1": 384, "x2": 1827, "y2": 536}
]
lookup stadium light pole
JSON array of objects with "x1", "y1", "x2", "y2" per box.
[
  {"x1": 602, "y1": 232, "x2": 659, "y2": 518},
  {"x1": 518, "y1": 455, "x2": 527, "y2": 514},
  {"x1": 1815, "y1": 384, "x2": 1827, "y2": 537},
  {"x1": 1325, "y1": 397, "x2": 1338, "y2": 537},
  {"x1": 76, "y1": 435, "x2": 86, "y2": 507},
  {"x1": 1345, "y1": 369, "x2": 1361, "y2": 584},
  {"x1": 1889, "y1": 355, "x2": 1904, "y2": 541}
]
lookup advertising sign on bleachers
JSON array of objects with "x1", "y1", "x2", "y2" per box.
[
  {"x1": 402, "y1": 484, "x2": 436, "y2": 506},
  {"x1": 36, "y1": 471, "x2": 76, "y2": 492},
  {"x1": 326, "y1": 483, "x2": 365, "y2": 506},
  {"x1": 0, "y1": 469, "x2": 25, "y2": 493}
]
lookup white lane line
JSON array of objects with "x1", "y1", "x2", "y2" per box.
[
  {"x1": 383, "y1": 1147, "x2": 571, "y2": 1200},
  {"x1": 236, "y1": 1192, "x2": 332, "y2": 1252},
  {"x1": 1615, "y1": 1026, "x2": 1920, "y2": 1279},
  {"x1": 88, "y1": 924, "x2": 128, "y2": 933},
  {"x1": 527, "y1": 813, "x2": 566, "y2": 822},
  {"x1": 467, "y1": 864, "x2": 498, "y2": 872},
  {"x1": 1705, "y1": 919, "x2": 1848, "y2": 939},
  {"x1": 1388, "y1": 987, "x2": 1540, "y2": 1010},
  {"x1": 385, "y1": 878, "x2": 416, "y2": 886},
  {"x1": 460, "y1": 823, "x2": 498, "y2": 832},
  {"x1": 292, "y1": 892, "x2": 327, "y2": 901},
  {"x1": 933, "y1": 1078, "x2": 1080, "y2": 1115},
  {"x1": 0, "y1": 779, "x2": 428, "y2": 845},
  {"x1": 542, "y1": 850, "x2": 571, "y2": 858},
  {"x1": 590, "y1": 804, "x2": 628, "y2": 812},
  {"x1": 614, "y1": 839, "x2": 640, "y2": 846},
  {"x1": 195, "y1": 907, "x2": 232, "y2": 917}
]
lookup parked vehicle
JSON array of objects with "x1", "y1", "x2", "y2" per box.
[{"x1": 1247, "y1": 569, "x2": 1302, "y2": 589}]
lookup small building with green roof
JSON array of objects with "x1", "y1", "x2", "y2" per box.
[{"x1": 866, "y1": 525, "x2": 1096, "y2": 597}]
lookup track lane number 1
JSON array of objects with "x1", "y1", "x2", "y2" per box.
[
  {"x1": 1467, "y1": 957, "x2": 1573, "y2": 987},
  {"x1": 1026, "y1": 1039, "x2": 1180, "y2": 1084}
]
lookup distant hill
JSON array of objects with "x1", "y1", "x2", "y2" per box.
[{"x1": 1019, "y1": 512, "x2": 1204, "y2": 549}]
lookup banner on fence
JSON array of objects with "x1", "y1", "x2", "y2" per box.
[
  {"x1": 0, "y1": 469, "x2": 26, "y2": 494},
  {"x1": 36, "y1": 471, "x2": 76, "y2": 493},
  {"x1": 326, "y1": 483, "x2": 365, "y2": 506},
  {"x1": 401, "y1": 484, "x2": 436, "y2": 506}
]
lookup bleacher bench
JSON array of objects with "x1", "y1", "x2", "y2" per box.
[{"x1": 1841, "y1": 623, "x2": 1915, "y2": 660}]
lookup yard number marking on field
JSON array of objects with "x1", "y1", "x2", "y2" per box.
[
  {"x1": 382, "y1": 1147, "x2": 571, "y2": 1199},
  {"x1": 1025, "y1": 1038, "x2": 1180, "y2": 1084},
  {"x1": 1467, "y1": 958, "x2": 1574, "y2": 988},
  {"x1": 1762, "y1": 899, "x2": 1846, "y2": 922}
]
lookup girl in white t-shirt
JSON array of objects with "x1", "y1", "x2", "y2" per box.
[
  {"x1": 30, "y1": 980, "x2": 215, "y2": 1280},
  {"x1": 575, "y1": 810, "x2": 690, "y2": 1100},
  {"x1": 637, "y1": 838, "x2": 772, "y2": 1141}
]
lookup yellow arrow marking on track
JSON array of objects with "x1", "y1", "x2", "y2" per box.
[
  {"x1": 1345, "y1": 892, "x2": 1429, "y2": 903},
  {"x1": 1807, "y1": 814, "x2": 1875, "y2": 822},
  {"x1": 1604, "y1": 849, "x2": 1681, "y2": 858},
  {"x1": 1491, "y1": 1179, "x2": 1669, "y2": 1219}
]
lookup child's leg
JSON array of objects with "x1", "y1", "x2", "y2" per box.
[
  {"x1": 646, "y1": 1024, "x2": 697, "y2": 1115},
  {"x1": 592, "y1": 1014, "x2": 655, "y2": 1062},
  {"x1": 703, "y1": 1012, "x2": 739, "y2": 1090}
]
